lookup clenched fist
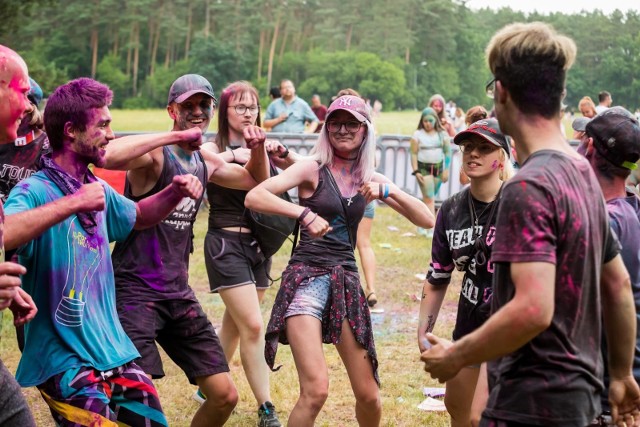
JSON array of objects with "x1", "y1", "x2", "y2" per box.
[{"x1": 171, "y1": 174, "x2": 203, "y2": 200}]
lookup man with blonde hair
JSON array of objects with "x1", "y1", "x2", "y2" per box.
[{"x1": 422, "y1": 22, "x2": 640, "y2": 426}]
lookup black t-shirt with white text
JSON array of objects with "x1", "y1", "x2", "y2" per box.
[{"x1": 427, "y1": 187, "x2": 498, "y2": 340}]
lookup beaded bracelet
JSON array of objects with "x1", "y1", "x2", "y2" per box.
[
  {"x1": 298, "y1": 207, "x2": 311, "y2": 224},
  {"x1": 378, "y1": 183, "x2": 383, "y2": 199}
]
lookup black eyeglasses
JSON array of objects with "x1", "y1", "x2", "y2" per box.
[
  {"x1": 460, "y1": 141, "x2": 500, "y2": 155},
  {"x1": 485, "y1": 77, "x2": 497, "y2": 98},
  {"x1": 326, "y1": 121, "x2": 363, "y2": 133},
  {"x1": 229, "y1": 105, "x2": 260, "y2": 115}
]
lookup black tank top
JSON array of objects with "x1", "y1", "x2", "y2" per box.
[
  {"x1": 289, "y1": 166, "x2": 365, "y2": 270},
  {"x1": 207, "y1": 155, "x2": 251, "y2": 230},
  {"x1": 112, "y1": 146, "x2": 207, "y2": 301}
]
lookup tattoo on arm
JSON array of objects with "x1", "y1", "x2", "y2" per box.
[{"x1": 426, "y1": 315, "x2": 436, "y2": 333}]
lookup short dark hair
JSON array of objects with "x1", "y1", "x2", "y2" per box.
[
  {"x1": 44, "y1": 78, "x2": 112, "y2": 150},
  {"x1": 486, "y1": 22, "x2": 576, "y2": 119},
  {"x1": 598, "y1": 91, "x2": 611, "y2": 103},
  {"x1": 269, "y1": 86, "x2": 280, "y2": 99}
]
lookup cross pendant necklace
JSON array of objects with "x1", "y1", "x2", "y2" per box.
[{"x1": 335, "y1": 167, "x2": 357, "y2": 206}]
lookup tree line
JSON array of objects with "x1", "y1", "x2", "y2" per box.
[{"x1": 1, "y1": 0, "x2": 638, "y2": 111}]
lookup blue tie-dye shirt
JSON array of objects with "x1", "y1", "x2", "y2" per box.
[{"x1": 4, "y1": 172, "x2": 139, "y2": 387}]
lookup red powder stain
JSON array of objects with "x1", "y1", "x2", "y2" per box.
[{"x1": 491, "y1": 160, "x2": 498, "y2": 170}]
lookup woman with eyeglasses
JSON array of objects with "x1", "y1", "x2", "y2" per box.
[
  {"x1": 410, "y1": 107, "x2": 452, "y2": 234},
  {"x1": 197, "y1": 81, "x2": 294, "y2": 426},
  {"x1": 245, "y1": 95, "x2": 434, "y2": 426},
  {"x1": 417, "y1": 118, "x2": 514, "y2": 427}
]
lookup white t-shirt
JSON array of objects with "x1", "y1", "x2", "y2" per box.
[{"x1": 413, "y1": 129, "x2": 446, "y2": 164}]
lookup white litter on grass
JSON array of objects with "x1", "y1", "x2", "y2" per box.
[
  {"x1": 415, "y1": 273, "x2": 426, "y2": 281},
  {"x1": 417, "y1": 397, "x2": 446, "y2": 412},
  {"x1": 379, "y1": 243, "x2": 392, "y2": 249},
  {"x1": 387, "y1": 225, "x2": 399, "y2": 232},
  {"x1": 401, "y1": 232, "x2": 416, "y2": 237}
]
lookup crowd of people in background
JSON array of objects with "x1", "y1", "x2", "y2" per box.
[{"x1": 2, "y1": 18, "x2": 640, "y2": 427}]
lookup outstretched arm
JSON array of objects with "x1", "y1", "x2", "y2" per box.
[
  {"x1": 103, "y1": 128, "x2": 203, "y2": 171},
  {"x1": 4, "y1": 182, "x2": 106, "y2": 250},
  {"x1": 134, "y1": 174, "x2": 203, "y2": 230},
  {"x1": 359, "y1": 173, "x2": 435, "y2": 228},
  {"x1": 204, "y1": 125, "x2": 268, "y2": 191}
]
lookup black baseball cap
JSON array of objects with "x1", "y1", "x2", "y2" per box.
[
  {"x1": 586, "y1": 106, "x2": 640, "y2": 170},
  {"x1": 167, "y1": 74, "x2": 217, "y2": 105},
  {"x1": 454, "y1": 118, "x2": 511, "y2": 158}
]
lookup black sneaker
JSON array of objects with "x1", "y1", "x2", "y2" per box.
[{"x1": 258, "y1": 401, "x2": 282, "y2": 427}]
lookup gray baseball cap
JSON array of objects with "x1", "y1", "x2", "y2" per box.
[{"x1": 167, "y1": 74, "x2": 217, "y2": 105}]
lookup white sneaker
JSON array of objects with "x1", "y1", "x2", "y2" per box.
[{"x1": 425, "y1": 228, "x2": 434, "y2": 238}]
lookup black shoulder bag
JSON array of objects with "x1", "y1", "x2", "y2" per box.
[{"x1": 247, "y1": 162, "x2": 297, "y2": 259}]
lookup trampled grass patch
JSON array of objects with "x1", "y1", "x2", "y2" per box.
[{"x1": 1, "y1": 205, "x2": 461, "y2": 426}]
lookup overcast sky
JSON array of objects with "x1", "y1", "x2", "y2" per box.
[{"x1": 466, "y1": 0, "x2": 638, "y2": 15}]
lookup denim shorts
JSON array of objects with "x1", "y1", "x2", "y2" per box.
[
  {"x1": 284, "y1": 274, "x2": 331, "y2": 321},
  {"x1": 363, "y1": 201, "x2": 376, "y2": 219}
]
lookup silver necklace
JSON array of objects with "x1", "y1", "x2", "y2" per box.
[{"x1": 334, "y1": 167, "x2": 357, "y2": 206}]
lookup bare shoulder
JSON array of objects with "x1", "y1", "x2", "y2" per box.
[{"x1": 202, "y1": 141, "x2": 220, "y2": 154}]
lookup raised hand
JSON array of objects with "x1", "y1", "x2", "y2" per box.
[
  {"x1": 179, "y1": 127, "x2": 204, "y2": 151},
  {"x1": 243, "y1": 125, "x2": 266, "y2": 149},
  {"x1": 171, "y1": 174, "x2": 203, "y2": 200},
  {"x1": 74, "y1": 182, "x2": 106, "y2": 213}
]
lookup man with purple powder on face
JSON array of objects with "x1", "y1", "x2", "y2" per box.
[
  {"x1": 110, "y1": 74, "x2": 269, "y2": 427},
  {"x1": 578, "y1": 107, "x2": 640, "y2": 426},
  {"x1": 0, "y1": 43, "x2": 37, "y2": 427},
  {"x1": 421, "y1": 22, "x2": 640, "y2": 427},
  {"x1": 3, "y1": 76, "x2": 204, "y2": 426}
]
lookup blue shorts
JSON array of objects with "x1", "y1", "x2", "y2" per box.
[
  {"x1": 284, "y1": 274, "x2": 331, "y2": 321},
  {"x1": 363, "y1": 201, "x2": 376, "y2": 219}
]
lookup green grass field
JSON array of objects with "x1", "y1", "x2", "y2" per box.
[
  {"x1": 1, "y1": 207, "x2": 457, "y2": 426},
  {"x1": 109, "y1": 108, "x2": 574, "y2": 138}
]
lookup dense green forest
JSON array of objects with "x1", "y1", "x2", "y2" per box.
[{"x1": 1, "y1": 0, "x2": 638, "y2": 111}]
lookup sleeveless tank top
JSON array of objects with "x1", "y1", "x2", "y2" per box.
[
  {"x1": 288, "y1": 166, "x2": 365, "y2": 270},
  {"x1": 112, "y1": 146, "x2": 207, "y2": 301}
]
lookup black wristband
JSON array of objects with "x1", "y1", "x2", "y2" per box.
[
  {"x1": 278, "y1": 148, "x2": 290, "y2": 159},
  {"x1": 412, "y1": 169, "x2": 420, "y2": 176}
]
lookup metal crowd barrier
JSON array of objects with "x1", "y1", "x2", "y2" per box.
[{"x1": 114, "y1": 131, "x2": 581, "y2": 206}]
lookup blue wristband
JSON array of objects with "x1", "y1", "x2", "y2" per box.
[{"x1": 383, "y1": 184, "x2": 390, "y2": 198}]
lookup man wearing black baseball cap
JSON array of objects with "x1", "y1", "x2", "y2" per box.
[
  {"x1": 110, "y1": 74, "x2": 269, "y2": 427},
  {"x1": 580, "y1": 106, "x2": 640, "y2": 425}
]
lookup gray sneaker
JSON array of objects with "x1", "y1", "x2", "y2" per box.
[{"x1": 258, "y1": 401, "x2": 281, "y2": 427}]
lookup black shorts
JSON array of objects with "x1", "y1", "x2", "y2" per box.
[
  {"x1": 116, "y1": 298, "x2": 229, "y2": 384},
  {"x1": 204, "y1": 228, "x2": 272, "y2": 293},
  {"x1": 417, "y1": 160, "x2": 444, "y2": 177}
]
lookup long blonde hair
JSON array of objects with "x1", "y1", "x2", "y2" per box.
[{"x1": 311, "y1": 119, "x2": 376, "y2": 184}]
